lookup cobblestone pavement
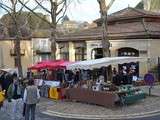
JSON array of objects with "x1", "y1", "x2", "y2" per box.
[
  {"x1": 138, "y1": 85, "x2": 160, "y2": 97},
  {"x1": 1, "y1": 96, "x2": 160, "y2": 120},
  {"x1": 42, "y1": 96, "x2": 160, "y2": 116},
  {"x1": 0, "y1": 98, "x2": 66, "y2": 120},
  {"x1": 1, "y1": 87, "x2": 160, "y2": 120}
]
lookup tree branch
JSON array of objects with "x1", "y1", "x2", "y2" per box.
[
  {"x1": 0, "y1": 2, "x2": 12, "y2": 11},
  {"x1": 35, "y1": 0, "x2": 51, "y2": 14},
  {"x1": 18, "y1": 0, "x2": 52, "y2": 27},
  {"x1": 56, "y1": 0, "x2": 69, "y2": 24},
  {"x1": 106, "y1": 0, "x2": 115, "y2": 10},
  {"x1": 56, "y1": 0, "x2": 66, "y2": 16},
  {"x1": 57, "y1": 0, "x2": 66, "y2": 6},
  {"x1": 18, "y1": 0, "x2": 30, "y2": 16},
  {"x1": 0, "y1": 3, "x2": 13, "y2": 18}
]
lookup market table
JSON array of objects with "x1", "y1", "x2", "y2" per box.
[
  {"x1": 65, "y1": 88, "x2": 119, "y2": 107},
  {"x1": 116, "y1": 86, "x2": 146, "y2": 105}
]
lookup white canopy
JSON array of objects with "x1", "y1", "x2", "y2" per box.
[
  {"x1": 0, "y1": 68, "x2": 18, "y2": 74},
  {"x1": 67, "y1": 57, "x2": 147, "y2": 70}
]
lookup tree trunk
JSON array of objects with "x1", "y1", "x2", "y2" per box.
[
  {"x1": 50, "y1": 1, "x2": 57, "y2": 60},
  {"x1": 12, "y1": 2, "x2": 23, "y2": 78},
  {"x1": 102, "y1": 14, "x2": 110, "y2": 57},
  {"x1": 50, "y1": 27, "x2": 57, "y2": 60},
  {"x1": 14, "y1": 36, "x2": 23, "y2": 78},
  {"x1": 98, "y1": 0, "x2": 112, "y2": 82}
]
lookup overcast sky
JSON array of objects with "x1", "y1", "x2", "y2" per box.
[
  {"x1": 67, "y1": 0, "x2": 141, "y2": 23},
  {"x1": 0, "y1": 0, "x2": 141, "y2": 23}
]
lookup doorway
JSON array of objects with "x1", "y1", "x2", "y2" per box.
[{"x1": 118, "y1": 47, "x2": 139, "y2": 76}]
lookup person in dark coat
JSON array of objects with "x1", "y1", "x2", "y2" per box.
[
  {"x1": 74, "y1": 69, "x2": 81, "y2": 84},
  {"x1": 0, "y1": 71, "x2": 6, "y2": 90}
]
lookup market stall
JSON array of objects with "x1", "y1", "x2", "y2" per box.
[
  {"x1": 29, "y1": 60, "x2": 72, "y2": 70},
  {"x1": 67, "y1": 57, "x2": 146, "y2": 70},
  {"x1": 28, "y1": 60, "x2": 73, "y2": 100},
  {"x1": 65, "y1": 57, "x2": 147, "y2": 106}
]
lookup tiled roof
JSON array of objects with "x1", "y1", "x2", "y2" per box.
[
  {"x1": 94, "y1": 7, "x2": 160, "y2": 23},
  {"x1": 56, "y1": 7, "x2": 160, "y2": 42},
  {"x1": 57, "y1": 20, "x2": 160, "y2": 41}
]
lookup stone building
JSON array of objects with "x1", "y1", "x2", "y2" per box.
[
  {"x1": 143, "y1": 0, "x2": 160, "y2": 12},
  {"x1": 56, "y1": 7, "x2": 160, "y2": 76},
  {"x1": 0, "y1": 38, "x2": 32, "y2": 73}
]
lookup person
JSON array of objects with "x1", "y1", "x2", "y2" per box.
[
  {"x1": 0, "y1": 84, "x2": 5, "y2": 109},
  {"x1": 74, "y1": 69, "x2": 81, "y2": 84},
  {"x1": 56, "y1": 69, "x2": 65, "y2": 84},
  {"x1": 21, "y1": 78, "x2": 28, "y2": 117},
  {"x1": 23, "y1": 79, "x2": 40, "y2": 120},
  {"x1": 2, "y1": 72, "x2": 12, "y2": 96},
  {"x1": 7, "y1": 74, "x2": 22, "y2": 120},
  {"x1": 112, "y1": 67, "x2": 118, "y2": 85},
  {"x1": 27, "y1": 69, "x2": 32, "y2": 79}
]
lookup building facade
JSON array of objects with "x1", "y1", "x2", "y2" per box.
[
  {"x1": 0, "y1": 39, "x2": 32, "y2": 73},
  {"x1": 32, "y1": 37, "x2": 51, "y2": 63},
  {"x1": 56, "y1": 7, "x2": 160, "y2": 76},
  {"x1": 143, "y1": 0, "x2": 160, "y2": 12}
]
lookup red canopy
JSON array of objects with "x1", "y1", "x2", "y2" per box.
[
  {"x1": 29, "y1": 60, "x2": 73, "y2": 70},
  {"x1": 47, "y1": 60, "x2": 74, "y2": 70}
]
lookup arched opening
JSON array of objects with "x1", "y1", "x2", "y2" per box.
[
  {"x1": 118, "y1": 47, "x2": 139, "y2": 76},
  {"x1": 118, "y1": 47, "x2": 139, "y2": 57},
  {"x1": 91, "y1": 48, "x2": 103, "y2": 59}
]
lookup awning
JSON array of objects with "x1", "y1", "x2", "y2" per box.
[
  {"x1": 0, "y1": 68, "x2": 18, "y2": 74},
  {"x1": 29, "y1": 60, "x2": 73, "y2": 70},
  {"x1": 67, "y1": 57, "x2": 147, "y2": 70}
]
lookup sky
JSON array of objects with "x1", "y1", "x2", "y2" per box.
[
  {"x1": 0, "y1": 0, "x2": 141, "y2": 23},
  {"x1": 67, "y1": 0, "x2": 141, "y2": 23}
]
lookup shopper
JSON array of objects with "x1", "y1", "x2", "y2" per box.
[
  {"x1": 23, "y1": 79, "x2": 40, "y2": 120},
  {"x1": 7, "y1": 74, "x2": 22, "y2": 120}
]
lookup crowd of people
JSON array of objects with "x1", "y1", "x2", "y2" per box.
[
  {"x1": 29, "y1": 68, "x2": 92, "y2": 87},
  {"x1": 0, "y1": 65, "x2": 139, "y2": 119},
  {"x1": 112, "y1": 66, "x2": 138, "y2": 86},
  {"x1": 28, "y1": 66, "x2": 138, "y2": 88},
  {"x1": 0, "y1": 70, "x2": 40, "y2": 120}
]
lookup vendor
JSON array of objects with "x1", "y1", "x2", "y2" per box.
[{"x1": 56, "y1": 69, "x2": 65, "y2": 83}]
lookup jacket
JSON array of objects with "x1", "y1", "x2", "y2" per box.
[{"x1": 23, "y1": 85, "x2": 40, "y2": 104}]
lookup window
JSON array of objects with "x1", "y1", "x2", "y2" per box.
[
  {"x1": 74, "y1": 42, "x2": 86, "y2": 61},
  {"x1": 40, "y1": 39, "x2": 49, "y2": 51},
  {"x1": 59, "y1": 43, "x2": 69, "y2": 60},
  {"x1": 41, "y1": 54, "x2": 50, "y2": 61}
]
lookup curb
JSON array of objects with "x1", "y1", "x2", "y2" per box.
[{"x1": 42, "y1": 109, "x2": 160, "y2": 120}]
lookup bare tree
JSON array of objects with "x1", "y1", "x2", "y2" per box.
[
  {"x1": 97, "y1": 0, "x2": 115, "y2": 82},
  {"x1": 0, "y1": 0, "x2": 32, "y2": 78},
  {"x1": 97, "y1": 0, "x2": 115, "y2": 57},
  {"x1": 18, "y1": 0, "x2": 72, "y2": 60}
]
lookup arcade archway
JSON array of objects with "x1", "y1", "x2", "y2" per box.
[
  {"x1": 118, "y1": 47, "x2": 139, "y2": 76},
  {"x1": 91, "y1": 48, "x2": 103, "y2": 59}
]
